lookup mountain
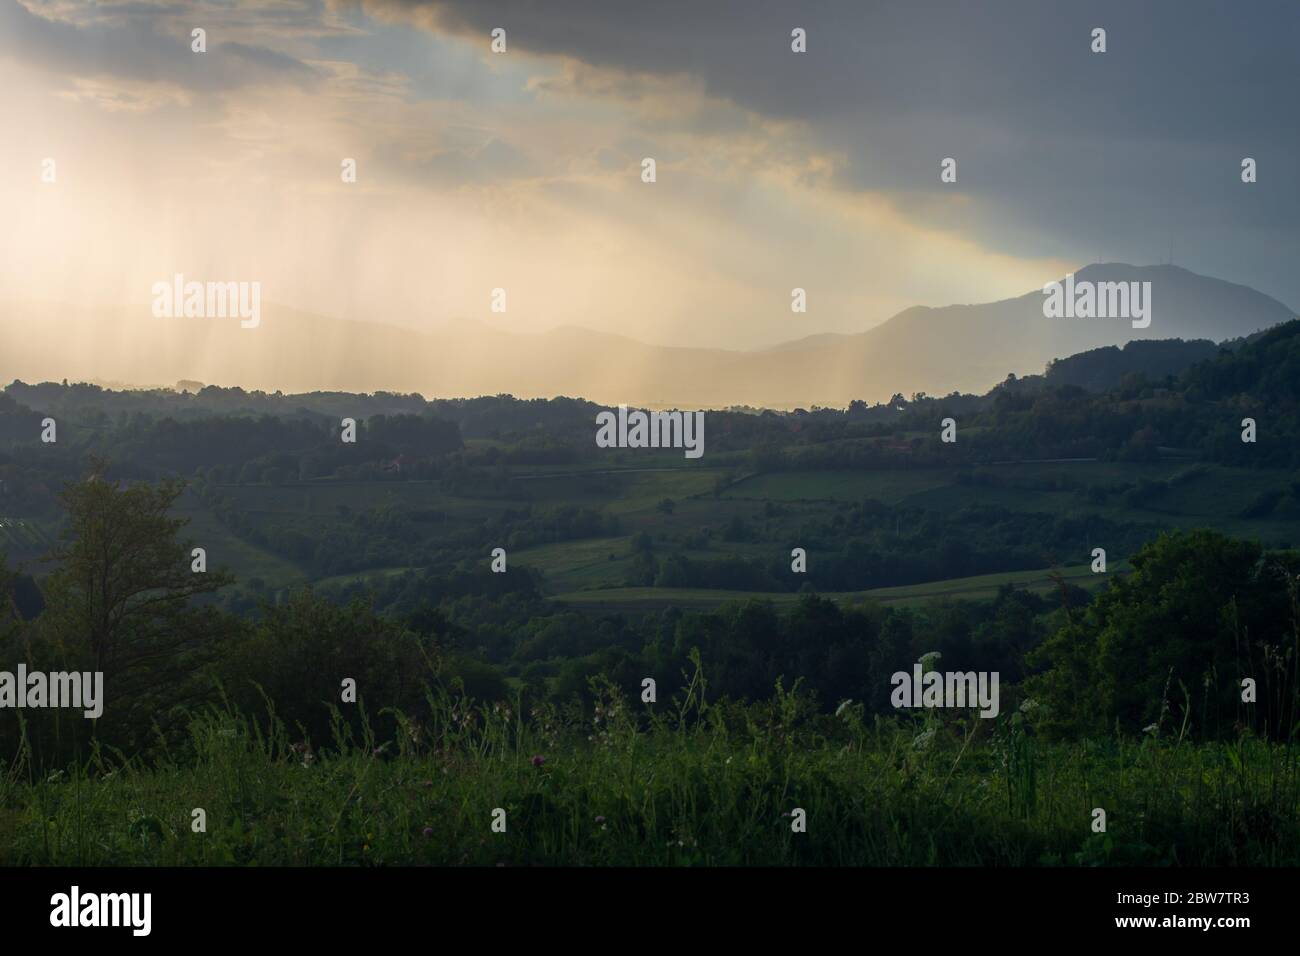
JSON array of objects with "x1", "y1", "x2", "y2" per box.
[
  {"x1": 1, "y1": 264, "x2": 1292, "y2": 408},
  {"x1": 817, "y1": 263, "x2": 1294, "y2": 399}
]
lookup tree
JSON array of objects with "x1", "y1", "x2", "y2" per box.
[
  {"x1": 1027, "y1": 529, "x2": 1299, "y2": 739},
  {"x1": 39, "y1": 458, "x2": 237, "y2": 747},
  {"x1": 222, "y1": 588, "x2": 443, "y2": 745},
  {"x1": 0, "y1": 556, "x2": 24, "y2": 640}
]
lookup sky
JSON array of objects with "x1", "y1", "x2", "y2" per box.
[{"x1": 1, "y1": 0, "x2": 1296, "y2": 354}]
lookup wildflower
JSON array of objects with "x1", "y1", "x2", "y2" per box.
[
  {"x1": 835, "y1": 699, "x2": 853, "y2": 717},
  {"x1": 421, "y1": 827, "x2": 434, "y2": 839},
  {"x1": 1143, "y1": 722, "x2": 1159, "y2": 735},
  {"x1": 530, "y1": 755, "x2": 545, "y2": 767},
  {"x1": 595, "y1": 816, "x2": 606, "y2": 825},
  {"x1": 912, "y1": 727, "x2": 936, "y2": 751}
]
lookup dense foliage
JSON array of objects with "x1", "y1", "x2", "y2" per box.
[{"x1": 3, "y1": 322, "x2": 1300, "y2": 864}]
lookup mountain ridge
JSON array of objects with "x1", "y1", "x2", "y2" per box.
[{"x1": 1, "y1": 264, "x2": 1292, "y2": 408}]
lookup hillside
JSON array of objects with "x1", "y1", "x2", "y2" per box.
[{"x1": 1, "y1": 265, "x2": 1292, "y2": 409}]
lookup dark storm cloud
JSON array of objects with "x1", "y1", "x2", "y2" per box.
[
  {"x1": 0, "y1": 0, "x2": 319, "y2": 90},
  {"x1": 402, "y1": 0, "x2": 1300, "y2": 307}
]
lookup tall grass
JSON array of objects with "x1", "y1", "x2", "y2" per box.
[{"x1": 2, "y1": 663, "x2": 1298, "y2": 866}]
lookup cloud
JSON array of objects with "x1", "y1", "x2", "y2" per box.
[
  {"x1": 220, "y1": 40, "x2": 319, "y2": 79},
  {"x1": 402, "y1": 136, "x2": 536, "y2": 186},
  {"x1": 356, "y1": 0, "x2": 1300, "y2": 308},
  {"x1": 4, "y1": 0, "x2": 1295, "y2": 361},
  {"x1": 2, "y1": 0, "x2": 321, "y2": 95},
  {"x1": 53, "y1": 74, "x2": 192, "y2": 112}
]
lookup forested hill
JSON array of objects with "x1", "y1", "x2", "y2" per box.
[
  {"x1": 1039, "y1": 339, "x2": 1221, "y2": 391},
  {"x1": 3, "y1": 320, "x2": 1300, "y2": 483},
  {"x1": 3, "y1": 320, "x2": 1300, "y2": 759}
]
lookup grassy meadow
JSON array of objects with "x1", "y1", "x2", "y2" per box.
[{"x1": 5, "y1": 675, "x2": 1299, "y2": 867}]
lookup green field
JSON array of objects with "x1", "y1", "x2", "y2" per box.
[
  {"x1": 313, "y1": 564, "x2": 422, "y2": 590},
  {"x1": 174, "y1": 502, "x2": 308, "y2": 588},
  {"x1": 0, "y1": 517, "x2": 48, "y2": 555},
  {"x1": 511, "y1": 468, "x2": 724, "y2": 513},
  {"x1": 550, "y1": 562, "x2": 1109, "y2": 611},
  {"x1": 723, "y1": 468, "x2": 956, "y2": 504},
  {"x1": 144, "y1": 459, "x2": 1297, "y2": 611},
  {"x1": 511, "y1": 536, "x2": 634, "y2": 591},
  {"x1": 5, "y1": 457, "x2": 1274, "y2": 607},
  {"x1": 723, "y1": 463, "x2": 1297, "y2": 539}
]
